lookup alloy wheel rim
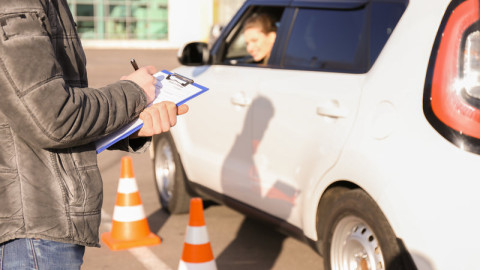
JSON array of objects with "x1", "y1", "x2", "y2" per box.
[
  {"x1": 154, "y1": 138, "x2": 176, "y2": 206},
  {"x1": 330, "y1": 216, "x2": 385, "y2": 270}
]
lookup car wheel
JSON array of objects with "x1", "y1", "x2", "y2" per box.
[
  {"x1": 322, "y1": 189, "x2": 405, "y2": 270},
  {"x1": 153, "y1": 133, "x2": 191, "y2": 214}
]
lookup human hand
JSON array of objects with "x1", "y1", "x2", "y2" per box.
[
  {"x1": 132, "y1": 101, "x2": 189, "y2": 137},
  {"x1": 120, "y1": 66, "x2": 157, "y2": 104}
]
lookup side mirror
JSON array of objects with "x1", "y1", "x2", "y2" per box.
[{"x1": 177, "y1": 42, "x2": 210, "y2": 66}]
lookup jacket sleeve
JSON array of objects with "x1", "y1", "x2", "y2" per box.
[{"x1": 0, "y1": 9, "x2": 147, "y2": 149}]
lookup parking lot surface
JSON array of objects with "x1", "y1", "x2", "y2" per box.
[{"x1": 81, "y1": 48, "x2": 324, "y2": 270}]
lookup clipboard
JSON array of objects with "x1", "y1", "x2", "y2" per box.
[{"x1": 95, "y1": 70, "x2": 208, "y2": 154}]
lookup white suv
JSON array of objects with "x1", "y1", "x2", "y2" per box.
[{"x1": 152, "y1": 0, "x2": 480, "y2": 269}]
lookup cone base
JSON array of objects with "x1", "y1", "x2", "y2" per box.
[
  {"x1": 101, "y1": 231, "x2": 161, "y2": 251},
  {"x1": 178, "y1": 259, "x2": 217, "y2": 270}
]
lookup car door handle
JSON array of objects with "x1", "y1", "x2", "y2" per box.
[
  {"x1": 316, "y1": 101, "x2": 348, "y2": 118},
  {"x1": 231, "y1": 92, "x2": 252, "y2": 107}
]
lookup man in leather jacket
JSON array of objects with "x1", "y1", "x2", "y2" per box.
[{"x1": 0, "y1": 1, "x2": 188, "y2": 269}]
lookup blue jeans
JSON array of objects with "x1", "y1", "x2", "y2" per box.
[{"x1": 0, "y1": 238, "x2": 85, "y2": 270}]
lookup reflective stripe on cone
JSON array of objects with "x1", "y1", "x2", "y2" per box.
[
  {"x1": 178, "y1": 198, "x2": 217, "y2": 270},
  {"x1": 101, "y1": 156, "x2": 161, "y2": 250}
]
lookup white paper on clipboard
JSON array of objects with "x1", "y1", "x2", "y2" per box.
[{"x1": 95, "y1": 70, "x2": 208, "y2": 154}]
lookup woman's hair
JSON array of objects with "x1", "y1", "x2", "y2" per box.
[{"x1": 243, "y1": 13, "x2": 277, "y2": 34}]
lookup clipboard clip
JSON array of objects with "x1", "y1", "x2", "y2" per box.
[{"x1": 166, "y1": 73, "x2": 194, "y2": 87}]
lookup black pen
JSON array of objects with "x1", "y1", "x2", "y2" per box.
[{"x1": 130, "y1": 58, "x2": 139, "y2": 71}]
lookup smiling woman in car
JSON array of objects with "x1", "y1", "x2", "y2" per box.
[{"x1": 242, "y1": 13, "x2": 277, "y2": 65}]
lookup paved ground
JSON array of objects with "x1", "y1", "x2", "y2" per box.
[{"x1": 81, "y1": 48, "x2": 324, "y2": 270}]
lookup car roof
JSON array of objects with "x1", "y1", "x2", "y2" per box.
[{"x1": 245, "y1": 0, "x2": 405, "y2": 9}]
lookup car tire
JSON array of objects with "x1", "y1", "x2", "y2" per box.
[
  {"x1": 322, "y1": 189, "x2": 407, "y2": 270},
  {"x1": 153, "y1": 133, "x2": 191, "y2": 214}
]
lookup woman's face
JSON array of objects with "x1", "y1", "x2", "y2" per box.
[{"x1": 244, "y1": 27, "x2": 277, "y2": 62}]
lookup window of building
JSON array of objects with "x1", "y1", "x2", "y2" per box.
[{"x1": 67, "y1": 0, "x2": 168, "y2": 40}]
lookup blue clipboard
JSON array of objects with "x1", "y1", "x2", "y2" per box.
[{"x1": 95, "y1": 70, "x2": 208, "y2": 154}]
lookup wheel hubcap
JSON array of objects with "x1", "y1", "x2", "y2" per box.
[
  {"x1": 154, "y1": 138, "x2": 176, "y2": 206},
  {"x1": 331, "y1": 216, "x2": 385, "y2": 270}
]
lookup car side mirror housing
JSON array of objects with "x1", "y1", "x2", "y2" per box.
[{"x1": 177, "y1": 42, "x2": 210, "y2": 66}]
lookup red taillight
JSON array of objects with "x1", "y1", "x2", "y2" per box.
[{"x1": 425, "y1": 0, "x2": 480, "y2": 151}]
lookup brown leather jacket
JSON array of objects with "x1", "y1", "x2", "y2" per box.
[{"x1": 0, "y1": 0, "x2": 149, "y2": 247}]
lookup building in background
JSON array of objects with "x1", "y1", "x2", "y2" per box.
[{"x1": 67, "y1": 0, "x2": 244, "y2": 49}]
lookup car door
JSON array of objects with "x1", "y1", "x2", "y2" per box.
[
  {"x1": 172, "y1": 64, "x2": 259, "y2": 194},
  {"x1": 250, "y1": 6, "x2": 370, "y2": 226},
  {"x1": 171, "y1": 4, "x2": 287, "y2": 196}
]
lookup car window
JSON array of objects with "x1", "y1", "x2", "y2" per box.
[
  {"x1": 283, "y1": 8, "x2": 367, "y2": 72},
  {"x1": 282, "y1": 1, "x2": 407, "y2": 73},
  {"x1": 226, "y1": 29, "x2": 248, "y2": 60},
  {"x1": 224, "y1": 6, "x2": 285, "y2": 65},
  {"x1": 220, "y1": 1, "x2": 406, "y2": 71}
]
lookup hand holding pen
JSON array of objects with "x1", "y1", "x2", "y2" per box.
[{"x1": 120, "y1": 58, "x2": 157, "y2": 104}]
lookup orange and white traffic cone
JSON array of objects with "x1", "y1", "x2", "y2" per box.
[
  {"x1": 178, "y1": 198, "x2": 217, "y2": 270},
  {"x1": 101, "y1": 156, "x2": 161, "y2": 251}
]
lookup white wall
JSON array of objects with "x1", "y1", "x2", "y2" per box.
[
  {"x1": 168, "y1": 0, "x2": 214, "y2": 47},
  {"x1": 216, "y1": 0, "x2": 245, "y2": 25}
]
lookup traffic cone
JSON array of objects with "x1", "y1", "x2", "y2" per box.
[
  {"x1": 178, "y1": 198, "x2": 217, "y2": 270},
  {"x1": 101, "y1": 156, "x2": 161, "y2": 250}
]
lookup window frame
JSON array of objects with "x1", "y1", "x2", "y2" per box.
[{"x1": 210, "y1": 0, "x2": 408, "y2": 74}]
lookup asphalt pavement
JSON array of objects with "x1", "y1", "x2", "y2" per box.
[{"x1": 81, "y1": 48, "x2": 324, "y2": 270}]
